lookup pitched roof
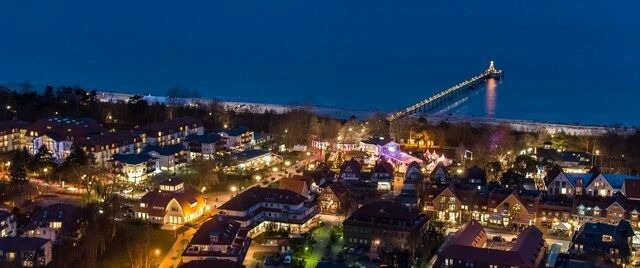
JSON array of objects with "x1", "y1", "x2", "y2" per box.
[
  {"x1": 185, "y1": 133, "x2": 224, "y2": 144},
  {"x1": 339, "y1": 158, "x2": 361, "y2": 176},
  {"x1": 188, "y1": 215, "x2": 241, "y2": 246},
  {"x1": 0, "y1": 237, "x2": 49, "y2": 251},
  {"x1": 429, "y1": 162, "x2": 448, "y2": 178},
  {"x1": 113, "y1": 153, "x2": 153, "y2": 165},
  {"x1": 75, "y1": 131, "x2": 142, "y2": 148},
  {"x1": 436, "y1": 220, "x2": 545, "y2": 267},
  {"x1": 279, "y1": 176, "x2": 309, "y2": 196},
  {"x1": 371, "y1": 160, "x2": 394, "y2": 175},
  {"x1": 218, "y1": 187, "x2": 308, "y2": 211},
  {"x1": 144, "y1": 144, "x2": 185, "y2": 156},
  {"x1": 160, "y1": 176, "x2": 184, "y2": 187},
  {"x1": 221, "y1": 126, "x2": 250, "y2": 136},
  {"x1": 137, "y1": 189, "x2": 204, "y2": 217},
  {"x1": 24, "y1": 203, "x2": 82, "y2": 234},
  {"x1": 348, "y1": 200, "x2": 423, "y2": 222}
]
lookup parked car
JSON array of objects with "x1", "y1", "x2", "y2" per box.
[{"x1": 492, "y1": 235, "x2": 506, "y2": 242}]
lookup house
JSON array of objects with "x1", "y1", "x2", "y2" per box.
[
  {"x1": 463, "y1": 166, "x2": 488, "y2": 191},
  {"x1": 343, "y1": 200, "x2": 429, "y2": 257},
  {"x1": 571, "y1": 192, "x2": 640, "y2": 229},
  {"x1": 360, "y1": 137, "x2": 395, "y2": 155},
  {"x1": 487, "y1": 188, "x2": 539, "y2": 229},
  {"x1": 404, "y1": 161, "x2": 423, "y2": 182},
  {"x1": 26, "y1": 117, "x2": 103, "y2": 161},
  {"x1": 179, "y1": 259, "x2": 245, "y2": 268},
  {"x1": 369, "y1": 160, "x2": 394, "y2": 191},
  {"x1": 23, "y1": 204, "x2": 84, "y2": 244},
  {"x1": 546, "y1": 166, "x2": 640, "y2": 198},
  {"x1": 318, "y1": 182, "x2": 350, "y2": 215},
  {"x1": 339, "y1": 158, "x2": 361, "y2": 181},
  {"x1": 184, "y1": 133, "x2": 226, "y2": 160},
  {"x1": 134, "y1": 177, "x2": 205, "y2": 225},
  {"x1": 144, "y1": 144, "x2": 190, "y2": 171},
  {"x1": 423, "y1": 184, "x2": 488, "y2": 224},
  {"x1": 0, "y1": 120, "x2": 27, "y2": 153},
  {"x1": 0, "y1": 210, "x2": 16, "y2": 237},
  {"x1": 75, "y1": 131, "x2": 144, "y2": 165},
  {"x1": 361, "y1": 137, "x2": 423, "y2": 166},
  {"x1": 0, "y1": 237, "x2": 52, "y2": 267},
  {"x1": 232, "y1": 150, "x2": 283, "y2": 170},
  {"x1": 569, "y1": 220, "x2": 634, "y2": 266},
  {"x1": 112, "y1": 153, "x2": 158, "y2": 184},
  {"x1": 217, "y1": 187, "x2": 318, "y2": 237},
  {"x1": 140, "y1": 117, "x2": 204, "y2": 146},
  {"x1": 536, "y1": 197, "x2": 573, "y2": 230},
  {"x1": 218, "y1": 126, "x2": 254, "y2": 149},
  {"x1": 433, "y1": 220, "x2": 546, "y2": 268},
  {"x1": 306, "y1": 162, "x2": 335, "y2": 188},
  {"x1": 279, "y1": 176, "x2": 311, "y2": 200},
  {"x1": 181, "y1": 215, "x2": 251, "y2": 264},
  {"x1": 399, "y1": 162, "x2": 424, "y2": 208},
  {"x1": 430, "y1": 162, "x2": 449, "y2": 184}
]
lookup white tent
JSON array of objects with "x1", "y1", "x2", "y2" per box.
[{"x1": 552, "y1": 222, "x2": 572, "y2": 231}]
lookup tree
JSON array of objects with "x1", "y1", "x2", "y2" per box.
[
  {"x1": 9, "y1": 148, "x2": 29, "y2": 184},
  {"x1": 30, "y1": 145, "x2": 54, "y2": 173}
]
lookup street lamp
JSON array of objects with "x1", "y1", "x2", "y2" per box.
[
  {"x1": 230, "y1": 186, "x2": 237, "y2": 192},
  {"x1": 254, "y1": 175, "x2": 262, "y2": 181}
]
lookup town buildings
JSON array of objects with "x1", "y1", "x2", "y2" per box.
[
  {"x1": 0, "y1": 210, "x2": 16, "y2": 237},
  {"x1": 218, "y1": 126, "x2": 254, "y2": 149},
  {"x1": 112, "y1": 153, "x2": 158, "y2": 184},
  {"x1": 181, "y1": 215, "x2": 251, "y2": 264},
  {"x1": 140, "y1": 117, "x2": 204, "y2": 146},
  {"x1": 433, "y1": 220, "x2": 546, "y2": 267},
  {"x1": 317, "y1": 182, "x2": 350, "y2": 215},
  {"x1": 134, "y1": 177, "x2": 205, "y2": 225},
  {"x1": 184, "y1": 133, "x2": 226, "y2": 159},
  {"x1": 546, "y1": 166, "x2": 640, "y2": 198},
  {"x1": 23, "y1": 204, "x2": 84, "y2": 244},
  {"x1": 343, "y1": 200, "x2": 429, "y2": 257},
  {"x1": 0, "y1": 120, "x2": 27, "y2": 153},
  {"x1": 231, "y1": 149, "x2": 282, "y2": 170},
  {"x1": 569, "y1": 220, "x2": 634, "y2": 266},
  {"x1": 75, "y1": 130, "x2": 144, "y2": 165},
  {"x1": 217, "y1": 187, "x2": 318, "y2": 237},
  {"x1": 26, "y1": 117, "x2": 103, "y2": 162}
]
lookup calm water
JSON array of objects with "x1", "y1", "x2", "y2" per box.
[{"x1": 1, "y1": 1, "x2": 639, "y2": 125}]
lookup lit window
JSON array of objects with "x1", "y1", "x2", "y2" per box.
[
  {"x1": 49, "y1": 221, "x2": 62, "y2": 229},
  {"x1": 602, "y1": 235, "x2": 613, "y2": 242}
]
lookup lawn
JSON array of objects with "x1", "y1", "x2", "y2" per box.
[{"x1": 97, "y1": 223, "x2": 176, "y2": 268}]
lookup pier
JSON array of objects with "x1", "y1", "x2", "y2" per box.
[{"x1": 386, "y1": 61, "x2": 503, "y2": 121}]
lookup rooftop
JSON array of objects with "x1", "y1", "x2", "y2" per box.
[{"x1": 218, "y1": 187, "x2": 308, "y2": 211}]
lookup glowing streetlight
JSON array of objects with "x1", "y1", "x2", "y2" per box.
[
  {"x1": 201, "y1": 186, "x2": 207, "y2": 193},
  {"x1": 272, "y1": 167, "x2": 279, "y2": 172},
  {"x1": 456, "y1": 169, "x2": 463, "y2": 174},
  {"x1": 154, "y1": 249, "x2": 160, "y2": 256},
  {"x1": 284, "y1": 161, "x2": 291, "y2": 167},
  {"x1": 255, "y1": 175, "x2": 262, "y2": 181},
  {"x1": 230, "y1": 186, "x2": 238, "y2": 192}
]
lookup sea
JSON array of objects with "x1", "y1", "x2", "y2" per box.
[{"x1": 1, "y1": 1, "x2": 639, "y2": 126}]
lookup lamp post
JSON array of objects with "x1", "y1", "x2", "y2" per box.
[{"x1": 43, "y1": 168, "x2": 49, "y2": 192}]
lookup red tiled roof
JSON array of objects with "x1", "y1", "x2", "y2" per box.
[
  {"x1": 279, "y1": 176, "x2": 308, "y2": 196},
  {"x1": 435, "y1": 220, "x2": 545, "y2": 267},
  {"x1": 218, "y1": 187, "x2": 308, "y2": 212}
]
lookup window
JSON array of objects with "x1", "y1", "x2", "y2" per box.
[
  {"x1": 49, "y1": 221, "x2": 62, "y2": 229},
  {"x1": 602, "y1": 235, "x2": 613, "y2": 242}
]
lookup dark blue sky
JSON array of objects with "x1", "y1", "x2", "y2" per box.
[{"x1": 1, "y1": 1, "x2": 639, "y2": 125}]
